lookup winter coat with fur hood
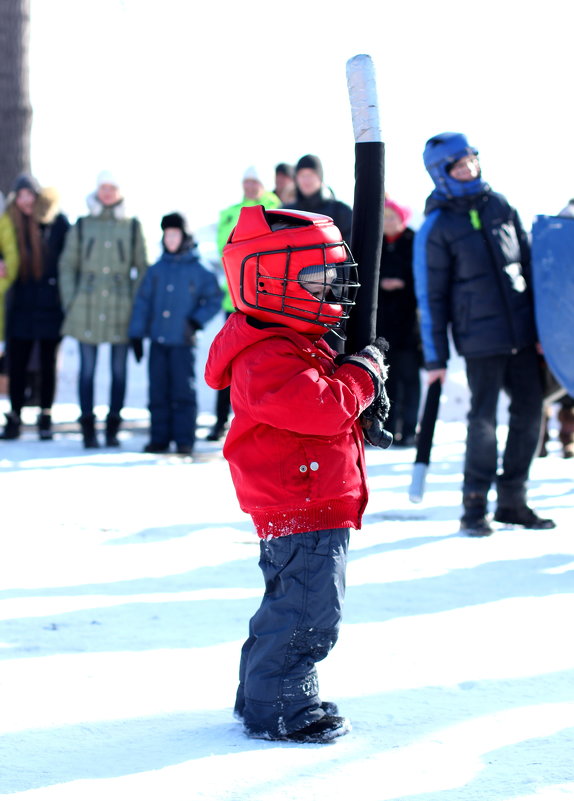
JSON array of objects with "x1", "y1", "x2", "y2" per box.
[
  {"x1": 5, "y1": 188, "x2": 70, "y2": 340},
  {"x1": 205, "y1": 312, "x2": 375, "y2": 539},
  {"x1": 58, "y1": 194, "x2": 148, "y2": 344}
]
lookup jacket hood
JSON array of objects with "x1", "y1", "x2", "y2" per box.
[
  {"x1": 86, "y1": 192, "x2": 127, "y2": 219},
  {"x1": 205, "y1": 312, "x2": 319, "y2": 390},
  {"x1": 35, "y1": 187, "x2": 61, "y2": 224}
]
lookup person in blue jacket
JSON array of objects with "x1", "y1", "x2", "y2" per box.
[
  {"x1": 129, "y1": 213, "x2": 223, "y2": 455},
  {"x1": 414, "y1": 132, "x2": 555, "y2": 536}
]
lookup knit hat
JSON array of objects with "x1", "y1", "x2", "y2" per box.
[
  {"x1": 384, "y1": 197, "x2": 411, "y2": 226},
  {"x1": 295, "y1": 154, "x2": 324, "y2": 181},
  {"x1": 96, "y1": 170, "x2": 120, "y2": 189},
  {"x1": 12, "y1": 173, "x2": 41, "y2": 195},
  {"x1": 161, "y1": 212, "x2": 188, "y2": 233},
  {"x1": 242, "y1": 166, "x2": 263, "y2": 184}
]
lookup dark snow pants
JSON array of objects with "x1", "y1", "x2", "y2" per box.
[
  {"x1": 463, "y1": 345, "x2": 543, "y2": 504},
  {"x1": 235, "y1": 527, "x2": 350, "y2": 738},
  {"x1": 148, "y1": 343, "x2": 197, "y2": 448}
]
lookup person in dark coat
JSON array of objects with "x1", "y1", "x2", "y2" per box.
[
  {"x1": 286, "y1": 155, "x2": 352, "y2": 353},
  {"x1": 286, "y1": 154, "x2": 352, "y2": 243},
  {"x1": 376, "y1": 197, "x2": 421, "y2": 445},
  {"x1": 129, "y1": 213, "x2": 223, "y2": 456},
  {"x1": 1, "y1": 176, "x2": 70, "y2": 440},
  {"x1": 414, "y1": 132, "x2": 555, "y2": 536}
]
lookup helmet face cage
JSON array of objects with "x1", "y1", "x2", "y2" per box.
[{"x1": 239, "y1": 240, "x2": 359, "y2": 331}]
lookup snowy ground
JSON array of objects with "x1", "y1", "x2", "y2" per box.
[{"x1": 0, "y1": 338, "x2": 573, "y2": 800}]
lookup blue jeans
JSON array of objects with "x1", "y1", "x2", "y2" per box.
[
  {"x1": 464, "y1": 345, "x2": 543, "y2": 504},
  {"x1": 148, "y1": 343, "x2": 197, "y2": 447},
  {"x1": 235, "y1": 527, "x2": 350, "y2": 738},
  {"x1": 78, "y1": 342, "x2": 128, "y2": 417}
]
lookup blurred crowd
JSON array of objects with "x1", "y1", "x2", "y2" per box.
[{"x1": 0, "y1": 143, "x2": 572, "y2": 472}]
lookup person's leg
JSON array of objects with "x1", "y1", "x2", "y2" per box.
[
  {"x1": 383, "y1": 349, "x2": 398, "y2": 437},
  {"x1": 8, "y1": 338, "x2": 34, "y2": 415},
  {"x1": 239, "y1": 528, "x2": 350, "y2": 739},
  {"x1": 399, "y1": 347, "x2": 422, "y2": 443},
  {"x1": 495, "y1": 346, "x2": 555, "y2": 528},
  {"x1": 37, "y1": 338, "x2": 60, "y2": 439},
  {"x1": 109, "y1": 343, "x2": 129, "y2": 417},
  {"x1": 170, "y1": 346, "x2": 196, "y2": 453},
  {"x1": 558, "y1": 395, "x2": 574, "y2": 459},
  {"x1": 2, "y1": 338, "x2": 33, "y2": 438},
  {"x1": 78, "y1": 342, "x2": 98, "y2": 417},
  {"x1": 460, "y1": 355, "x2": 505, "y2": 535},
  {"x1": 147, "y1": 342, "x2": 171, "y2": 449}
]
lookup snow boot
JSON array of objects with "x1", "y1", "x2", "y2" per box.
[
  {"x1": 80, "y1": 414, "x2": 100, "y2": 448},
  {"x1": 206, "y1": 422, "x2": 227, "y2": 442},
  {"x1": 38, "y1": 410, "x2": 53, "y2": 440},
  {"x1": 1, "y1": 411, "x2": 21, "y2": 440},
  {"x1": 460, "y1": 493, "x2": 492, "y2": 537},
  {"x1": 105, "y1": 413, "x2": 122, "y2": 447},
  {"x1": 144, "y1": 441, "x2": 170, "y2": 454},
  {"x1": 247, "y1": 714, "x2": 351, "y2": 743},
  {"x1": 494, "y1": 504, "x2": 556, "y2": 529},
  {"x1": 558, "y1": 406, "x2": 574, "y2": 459}
]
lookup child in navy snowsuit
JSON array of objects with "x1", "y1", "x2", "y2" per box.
[{"x1": 129, "y1": 213, "x2": 222, "y2": 455}]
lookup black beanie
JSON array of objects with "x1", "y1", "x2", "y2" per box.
[
  {"x1": 295, "y1": 155, "x2": 323, "y2": 181},
  {"x1": 275, "y1": 162, "x2": 295, "y2": 179},
  {"x1": 12, "y1": 173, "x2": 41, "y2": 195},
  {"x1": 161, "y1": 212, "x2": 187, "y2": 233}
]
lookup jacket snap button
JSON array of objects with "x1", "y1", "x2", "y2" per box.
[
  {"x1": 99, "y1": 314, "x2": 106, "y2": 321},
  {"x1": 105, "y1": 241, "x2": 112, "y2": 248},
  {"x1": 167, "y1": 284, "x2": 174, "y2": 291},
  {"x1": 163, "y1": 310, "x2": 171, "y2": 318},
  {"x1": 299, "y1": 465, "x2": 308, "y2": 473},
  {"x1": 103, "y1": 266, "x2": 110, "y2": 273},
  {"x1": 310, "y1": 461, "x2": 319, "y2": 471}
]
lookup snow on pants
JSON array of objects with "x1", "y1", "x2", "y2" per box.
[{"x1": 235, "y1": 527, "x2": 350, "y2": 738}]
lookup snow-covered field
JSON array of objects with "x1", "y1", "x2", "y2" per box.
[{"x1": 0, "y1": 337, "x2": 572, "y2": 800}]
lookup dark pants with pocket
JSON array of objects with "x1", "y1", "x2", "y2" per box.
[
  {"x1": 464, "y1": 345, "x2": 543, "y2": 505},
  {"x1": 235, "y1": 527, "x2": 350, "y2": 738},
  {"x1": 149, "y1": 342, "x2": 196, "y2": 448},
  {"x1": 8, "y1": 337, "x2": 60, "y2": 414}
]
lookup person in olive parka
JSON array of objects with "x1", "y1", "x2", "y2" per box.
[{"x1": 58, "y1": 171, "x2": 148, "y2": 448}]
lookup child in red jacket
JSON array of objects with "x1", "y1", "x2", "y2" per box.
[{"x1": 205, "y1": 205, "x2": 389, "y2": 743}]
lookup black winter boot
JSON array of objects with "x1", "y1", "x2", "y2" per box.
[
  {"x1": 38, "y1": 410, "x2": 53, "y2": 440},
  {"x1": 105, "y1": 413, "x2": 122, "y2": 447},
  {"x1": 460, "y1": 492, "x2": 493, "y2": 537},
  {"x1": 247, "y1": 714, "x2": 351, "y2": 743},
  {"x1": 80, "y1": 414, "x2": 99, "y2": 448},
  {"x1": 494, "y1": 504, "x2": 556, "y2": 529},
  {"x1": 1, "y1": 412, "x2": 21, "y2": 440}
]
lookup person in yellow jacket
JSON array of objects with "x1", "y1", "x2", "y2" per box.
[
  {"x1": 206, "y1": 167, "x2": 280, "y2": 441},
  {"x1": 0, "y1": 199, "x2": 19, "y2": 344}
]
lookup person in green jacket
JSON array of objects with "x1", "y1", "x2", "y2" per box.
[
  {"x1": 206, "y1": 166, "x2": 280, "y2": 442},
  {"x1": 58, "y1": 171, "x2": 148, "y2": 448}
]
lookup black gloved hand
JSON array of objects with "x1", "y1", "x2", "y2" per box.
[
  {"x1": 360, "y1": 389, "x2": 393, "y2": 448},
  {"x1": 130, "y1": 338, "x2": 144, "y2": 363},
  {"x1": 185, "y1": 318, "x2": 201, "y2": 346},
  {"x1": 338, "y1": 337, "x2": 389, "y2": 399}
]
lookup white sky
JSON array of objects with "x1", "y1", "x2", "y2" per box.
[{"x1": 29, "y1": 0, "x2": 573, "y2": 247}]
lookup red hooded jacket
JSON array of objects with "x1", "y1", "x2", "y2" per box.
[{"x1": 205, "y1": 312, "x2": 375, "y2": 539}]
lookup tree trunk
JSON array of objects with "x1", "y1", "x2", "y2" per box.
[{"x1": 0, "y1": 0, "x2": 32, "y2": 196}]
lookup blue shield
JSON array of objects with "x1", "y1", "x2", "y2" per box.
[{"x1": 531, "y1": 215, "x2": 574, "y2": 397}]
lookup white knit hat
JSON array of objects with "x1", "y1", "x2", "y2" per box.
[
  {"x1": 242, "y1": 166, "x2": 263, "y2": 184},
  {"x1": 96, "y1": 170, "x2": 120, "y2": 189}
]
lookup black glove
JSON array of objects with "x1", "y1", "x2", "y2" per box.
[
  {"x1": 338, "y1": 337, "x2": 389, "y2": 400},
  {"x1": 360, "y1": 390, "x2": 393, "y2": 448},
  {"x1": 185, "y1": 318, "x2": 201, "y2": 346},
  {"x1": 130, "y1": 338, "x2": 144, "y2": 363}
]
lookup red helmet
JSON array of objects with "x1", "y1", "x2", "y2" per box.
[{"x1": 222, "y1": 205, "x2": 359, "y2": 336}]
